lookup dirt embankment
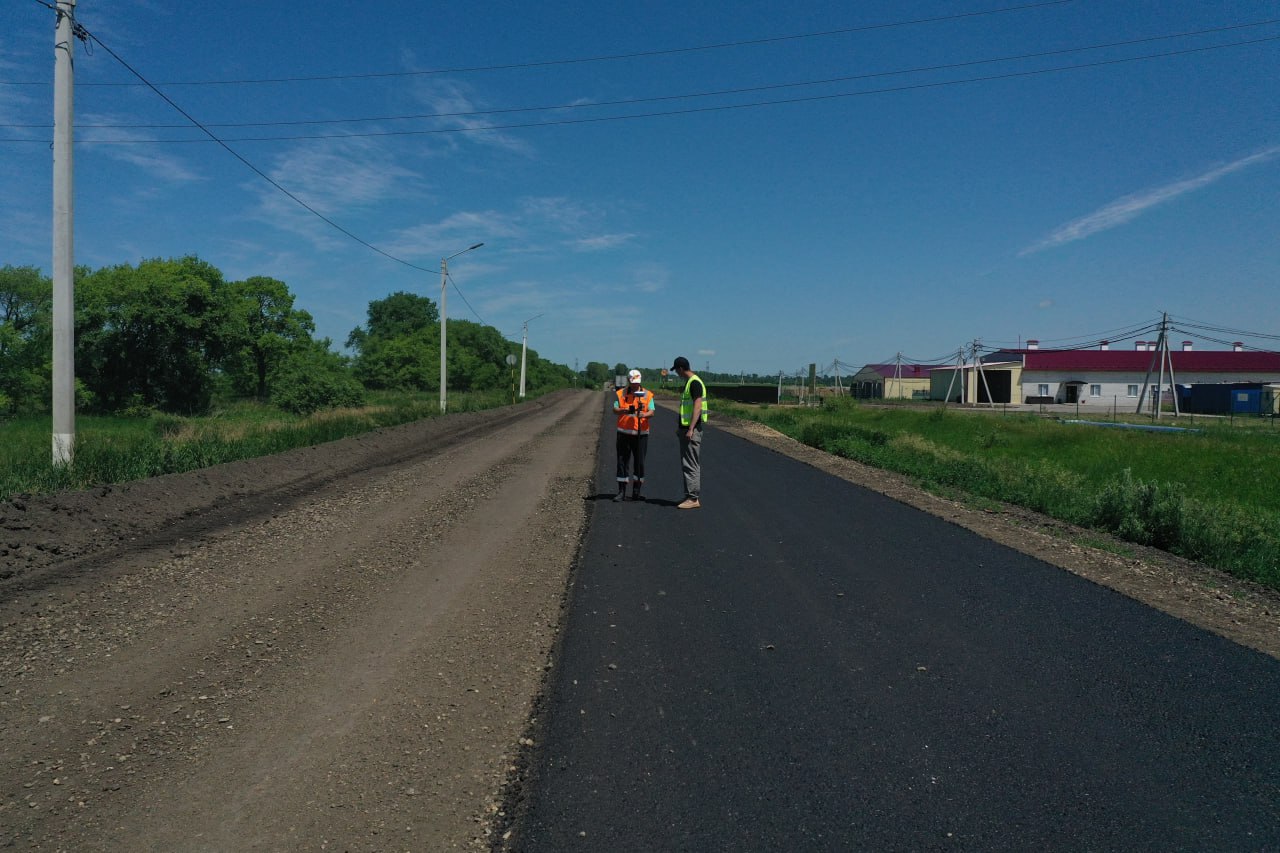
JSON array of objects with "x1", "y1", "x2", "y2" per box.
[{"x1": 0, "y1": 389, "x2": 601, "y2": 851}]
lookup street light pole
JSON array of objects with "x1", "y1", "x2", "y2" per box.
[
  {"x1": 438, "y1": 242, "x2": 484, "y2": 413},
  {"x1": 518, "y1": 313, "x2": 543, "y2": 399},
  {"x1": 51, "y1": 0, "x2": 76, "y2": 465}
]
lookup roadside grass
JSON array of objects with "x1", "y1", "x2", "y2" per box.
[
  {"x1": 0, "y1": 389, "x2": 514, "y2": 501},
  {"x1": 722, "y1": 400, "x2": 1280, "y2": 589}
]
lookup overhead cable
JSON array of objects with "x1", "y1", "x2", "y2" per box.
[
  {"x1": 72, "y1": 21, "x2": 440, "y2": 275},
  {"x1": 5, "y1": 34, "x2": 1273, "y2": 146},
  {"x1": 445, "y1": 272, "x2": 487, "y2": 326},
  {"x1": 10, "y1": 19, "x2": 1272, "y2": 131},
  {"x1": 1, "y1": 1, "x2": 1075, "y2": 88}
]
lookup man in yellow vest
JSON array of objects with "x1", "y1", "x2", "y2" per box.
[
  {"x1": 670, "y1": 356, "x2": 708, "y2": 509},
  {"x1": 613, "y1": 368, "x2": 655, "y2": 502}
]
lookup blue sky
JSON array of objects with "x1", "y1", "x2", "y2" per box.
[{"x1": 2, "y1": 0, "x2": 1277, "y2": 375}]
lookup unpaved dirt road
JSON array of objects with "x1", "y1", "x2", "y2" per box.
[{"x1": 0, "y1": 389, "x2": 600, "y2": 851}]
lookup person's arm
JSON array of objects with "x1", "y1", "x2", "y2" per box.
[
  {"x1": 686, "y1": 383, "x2": 703, "y2": 436},
  {"x1": 638, "y1": 394, "x2": 655, "y2": 420}
]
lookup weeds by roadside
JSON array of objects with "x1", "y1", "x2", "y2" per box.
[{"x1": 0, "y1": 390, "x2": 514, "y2": 501}]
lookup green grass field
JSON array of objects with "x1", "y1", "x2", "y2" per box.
[
  {"x1": 0, "y1": 390, "x2": 511, "y2": 502},
  {"x1": 724, "y1": 400, "x2": 1280, "y2": 589}
]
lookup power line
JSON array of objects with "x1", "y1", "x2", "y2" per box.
[
  {"x1": 1169, "y1": 314, "x2": 1280, "y2": 342},
  {"x1": 72, "y1": 20, "x2": 438, "y2": 275},
  {"x1": 1168, "y1": 326, "x2": 1280, "y2": 355},
  {"x1": 2, "y1": 1, "x2": 1075, "y2": 88},
  {"x1": 445, "y1": 271, "x2": 487, "y2": 326},
  {"x1": 11, "y1": 19, "x2": 1274, "y2": 131},
  {"x1": 4, "y1": 34, "x2": 1273, "y2": 146}
]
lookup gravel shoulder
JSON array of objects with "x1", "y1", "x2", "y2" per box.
[{"x1": 0, "y1": 389, "x2": 600, "y2": 851}]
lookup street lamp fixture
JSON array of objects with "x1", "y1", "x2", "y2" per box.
[
  {"x1": 440, "y1": 242, "x2": 484, "y2": 413},
  {"x1": 519, "y1": 313, "x2": 544, "y2": 399}
]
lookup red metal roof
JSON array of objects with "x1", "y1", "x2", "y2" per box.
[
  {"x1": 990, "y1": 349, "x2": 1280, "y2": 373},
  {"x1": 859, "y1": 363, "x2": 943, "y2": 379}
]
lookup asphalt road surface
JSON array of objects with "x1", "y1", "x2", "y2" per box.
[{"x1": 513, "y1": 400, "x2": 1280, "y2": 851}]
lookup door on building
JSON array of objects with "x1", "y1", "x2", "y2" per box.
[
  {"x1": 976, "y1": 370, "x2": 1012, "y2": 404},
  {"x1": 1064, "y1": 382, "x2": 1083, "y2": 403}
]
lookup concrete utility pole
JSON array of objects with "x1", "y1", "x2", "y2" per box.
[
  {"x1": 1136, "y1": 312, "x2": 1175, "y2": 418},
  {"x1": 438, "y1": 242, "x2": 484, "y2": 413},
  {"x1": 518, "y1": 313, "x2": 543, "y2": 399},
  {"x1": 51, "y1": 0, "x2": 77, "y2": 465}
]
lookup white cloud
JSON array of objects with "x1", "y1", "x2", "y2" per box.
[
  {"x1": 80, "y1": 117, "x2": 205, "y2": 183},
  {"x1": 407, "y1": 78, "x2": 533, "y2": 157},
  {"x1": 1037, "y1": 299, "x2": 1053, "y2": 309},
  {"x1": 1021, "y1": 146, "x2": 1280, "y2": 256},
  {"x1": 245, "y1": 139, "x2": 425, "y2": 251},
  {"x1": 568, "y1": 233, "x2": 636, "y2": 252},
  {"x1": 383, "y1": 210, "x2": 523, "y2": 260},
  {"x1": 265, "y1": 141, "x2": 420, "y2": 213},
  {"x1": 698, "y1": 349, "x2": 716, "y2": 357}
]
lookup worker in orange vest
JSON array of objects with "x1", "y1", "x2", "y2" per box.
[{"x1": 613, "y1": 368, "x2": 655, "y2": 502}]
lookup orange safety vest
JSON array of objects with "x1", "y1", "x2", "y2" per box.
[{"x1": 615, "y1": 387, "x2": 654, "y2": 435}]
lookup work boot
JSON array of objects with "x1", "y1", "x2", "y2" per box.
[
  {"x1": 612, "y1": 488, "x2": 626, "y2": 503},
  {"x1": 632, "y1": 486, "x2": 644, "y2": 502}
]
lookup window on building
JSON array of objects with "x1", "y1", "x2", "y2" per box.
[
  {"x1": 1089, "y1": 384, "x2": 1102, "y2": 397},
  {"x1": 1127, "y1": 384, "x2": 1138, "y2": 397},
  {"x1": 1037, "y1": 383, "x2": 1050, "y2": 397}
]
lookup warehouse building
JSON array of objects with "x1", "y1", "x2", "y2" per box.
[
  {"x1": 849, "y1": 362, "x2": 942, "y2": 399},
  {"x1": 981, "y1": 340, "x2": 1280, "y2": 407}
]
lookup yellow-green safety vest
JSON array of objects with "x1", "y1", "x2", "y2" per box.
[{"x1": 680, "y1": 374, "x2": 709, "y2": 426}]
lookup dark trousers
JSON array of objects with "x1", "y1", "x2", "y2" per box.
[{"x1": 615, "y1": 432, "x2": 648, "y2": 488}]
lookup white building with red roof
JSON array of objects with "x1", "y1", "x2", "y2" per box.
[{"x1": 977, "y1": 340, "x2": 1280, "y2": 406}]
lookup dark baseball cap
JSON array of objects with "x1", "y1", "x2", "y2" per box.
[{"x1": 670, "y1": 356, "x2": 690, "y2": 371}]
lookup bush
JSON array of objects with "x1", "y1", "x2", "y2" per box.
[
  {"x1": 1091, "y1": 469, "x2": 1187, "y2": 551},
  {"x1": 273, "y1": 370, "x2": 365, "y2": 415}
]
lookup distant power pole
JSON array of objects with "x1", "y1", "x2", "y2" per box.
[{"x1": 51, "y1": 0, "x2": 77, "y2": 465}]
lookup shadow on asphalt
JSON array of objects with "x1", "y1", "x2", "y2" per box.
[{"x1": 585, "y1": 493, "x2": 680, "y2": 507}]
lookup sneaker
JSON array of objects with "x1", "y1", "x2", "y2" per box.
[{"x1": 676, "y1": 498, "x2": 701, "y2": 510}]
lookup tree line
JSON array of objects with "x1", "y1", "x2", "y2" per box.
[{"x1": 0, "y1": 258, "x2": 575, "y2": 417}]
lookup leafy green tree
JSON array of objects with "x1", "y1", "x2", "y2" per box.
[
  {"x1": 521, "y1": 345, "x2": 576, "y2": 391},
  {"x1": 272, "y1": 338, "x2": 365, "y2": 415},
  {"x1": 223, "y1": 276, "x2": 316, "y2": 399},
  {"x1": 353, "y1": 328, "x2": 438, "y2": 391},
  {"x1": 346, "y1": 291, "x2": 438, "y2": 354},
  {"x1": 0, "y1": 265, "x2": 52, "y2": 414},
  {"x1": 585, "y1": 362, "x2": 610, "y2": 384},
  {"x1": 76, "y1": 256, "x2": 230, "y2": 414},
  {"x1": 613, "y1": 362, "x2": 628, "y2": 378}
]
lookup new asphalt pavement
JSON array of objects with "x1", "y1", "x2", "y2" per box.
[{"x1": 514, "y1": 398, "x2": 1280, "y2": 851}]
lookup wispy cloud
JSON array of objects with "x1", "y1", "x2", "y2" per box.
[
  {"x1": 407, "y1": 78, "x2": 533, "y2": 157},
  {"x1": 1021, "y1": 146, "x2": 1280, "y2": 256},
  {"x1": 248, "y1": 139, "x2": 424, "y2": 251},
  {"x1": 383, "y1": 210, "x2": 523, "y2": 260},
  {"x1": 1037, "y1": 299, "x2": 1053, "y2": 309},
  {"x1": 698, "y1": 349, "x2": 716, "y2": 357},
  {"x1": 568, "y1": 233, "x2": 636, "y2": 252},
  {"x1": 80, "y1": 116, "x2": 205, "y2": 183},
  {"x1": 266, "y1": 141, "x2": 420, "y2": 213}
]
